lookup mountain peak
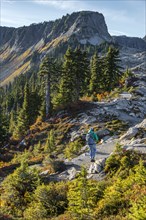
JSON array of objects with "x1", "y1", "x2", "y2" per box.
[{"x1": 62, "y1": 11, "x2": 112, "y2": 45}]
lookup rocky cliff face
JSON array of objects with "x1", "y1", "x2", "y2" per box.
[
  {"x1": 65, "y1": 11, "x2": 112, "y2": 45},
  {"x1": 113, "y1": 35, "x2": 146, "y2": 51},
  {"x1": 0, "y1": 11, "x2": 113, "y2": 86},
  {"x1": 0, "y1": 11, "x2": 145, "y2": 86},
  {"x1": 112, "y1": 36, "x2": 146, "y2": 74},
  {"x1": 143, "y1": 35, "x2": 146, "y2": 42},
  {"x1": 0, "y1": 11, "x2": 112, "y2": 50}
]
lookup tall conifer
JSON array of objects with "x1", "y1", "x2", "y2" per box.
[
  {"x1": 55, "y1": 47, "x2": 76, "y2": 107},
  {"x1": 89, "y1": 52, "x2": 102, "y2": 94},
  {"x1": 103, "y1": 46, "x2": 122, "y2": 91},
  {"x1": 14, "y1": 82, "x2": 30, "y2": 139},
  {"x1": 67, "y1": 168, "x2": 97, "y2": 219},
  {"x1": 56, "y1": 47, "x2": 89, "y2": 107},
  {"x1": 39, "y1": 55, "x2": 56, "y2": 117},
  {"x1": 0, "y1": 108, "x2": 8, "y2": 146}
]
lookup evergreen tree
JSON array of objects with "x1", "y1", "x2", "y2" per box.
[
  {"x1": 39, "y1": 55, "x2": 56, "y2": 117},
  {"x1": 67, "y1": 168, "x2": 97, "y2": 220},
  {"x1": 24, "y1": 182, "x2": 68, "y2": 219},
  {"x1": 55, "y1": 47, "x2": 76, "y2": 107},
  {"x1": 73, "y1": 48, "x2": 89, "y2": 98},
  {"x1": 103, "y1": 46, "x2": 122, "y2": 91},
  {"x1": 1, "y1": 161, "x2": 40, "y2": 218},
  {"x1": 29, "y1": 91, "x2": 41, "y2": 124},
  {"x1": 44, "y1": 129, "x2": 56, "y2": 154},
  {"x1": 9, "y1": 110, "x2": 16, "y2": 134},
  {"x1": 14, "y1": 82, "x2": 30, "y2": 139},
  {"x1": 39, "y1": 100, "x2": 46, "y2": 121},
  {"x1": 56, "y1": 47, "x2": 89, "y2": 107},
  {"x1": 89, "y1": 52, "x2": 103, "y2": 94},
  {"x1": 0, "y1": 108, "x2": 9, "y2": 146},
  {"x1": 120, "y1": 68, "x2": 133, "y2": 85}
]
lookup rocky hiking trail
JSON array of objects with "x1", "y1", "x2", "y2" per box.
[
  {"x1": 29, "y1": 71, "x2": 146, "y2": 182},
  {"x1": 70, "y1": 139, "x2": 117, "y2": 168},
  {"x1": 46, "y1": 71, "x2": 146, "y2": 181},
  {"x1": 63, "y1": 139, "x2": 118, "y2": 181},
  {"x1": 46, "y1": 116, "x2": 146, "y2": 182},
  {"x1": 1, "y1": 73, "x2": 146, "y2": 183}
]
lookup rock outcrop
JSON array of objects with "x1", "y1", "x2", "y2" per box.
[
  {"x1": 113, "y1": 35, "x2": 146, "y2": 51},
  {"x1": 0, "y1": 11, "x2": 113, "y2": 85},
  {"x1": 1, "y1": 11, "x2": 145, "y2": 86}
]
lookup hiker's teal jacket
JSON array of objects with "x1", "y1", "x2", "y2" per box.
[{"x1": 89, "y1": 129, "x2": 99, "y2": 141}]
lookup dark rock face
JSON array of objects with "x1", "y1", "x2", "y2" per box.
[
  {"x1": 113, "y1": 35, "x2": 146, "y2": 51},
  {"x1": 0, "y1": 22, "x2": 54, "y2": 51},
  {"x1": 63, "y1": 11, "x2": 112, "y2": 44},
  {"x1": 0, "y1": 11, "x2": 112, "y2": 51},
  {"x1": 0, "y1": 11, "x2": 113, "y2": 85},
  {"x1": 0, "y1": 11, "x2": 145, "y2": 85}
]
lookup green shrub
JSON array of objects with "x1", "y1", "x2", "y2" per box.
[
  {"x1": 65, "y1": 140, "x2": 83, "y2": 159},
  {"x1": 104, "y1": 144, "x2": 141, "y2": 176},
  {"x1": 24, "y1": 182, "x2": 68, "y2": 219},
  {"x1": 11, "y1": 149, "x2": 33, "y2": 164},
  {"x1": 1, "y1": 161, "x2": 40, "y2": 218},
  {"x1": 129, "y1": 196, "x2": 146, "y2": 220},
  {"x1": 42, "y1": 157, "x2": 66, "y2": 174}
]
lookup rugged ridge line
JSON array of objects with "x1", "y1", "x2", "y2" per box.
[
  {"x1": 0, "y1": 11, "x2": 112, "y2": 85},
  {"x1": 113, "y1": 35, "x2": 146, "y2": 51},
  {"x1": 0, "y1": 11, "x2": 146, "y2": 86}
]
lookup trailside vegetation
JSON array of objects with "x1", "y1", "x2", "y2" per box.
[
  {"x1": 0, "y1": 148, "x2": 145, "y2": 219},
  {"x1": 0, "y1": 45, "x2": 140, "y2": 220}
]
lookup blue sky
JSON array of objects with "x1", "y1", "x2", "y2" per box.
[{"x1": 1, "y1": 0, "x2": 145, "y2": 37}]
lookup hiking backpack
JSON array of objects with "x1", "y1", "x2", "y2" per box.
[{"x1": 86, "y1": 133, "x2": 94, "y2": 144}]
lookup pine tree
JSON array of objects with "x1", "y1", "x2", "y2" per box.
[
  {"x1": 103, "y1": 46, "x2": 122, "y2": 92},
  {"x1": 56, "y1": 47, "x2": 89, "y2": 107},
  {"x1": 73, "y1": 48, "x2": 89, "y2": 99},
  {"x1": 67, "y1": 167, "x2": 97, "y2": 220},
  {"x1": 9, "y1": 110, "x2": 16, "y2": 134},
  {"x1": 55, "y1": 47, "x2": 76, "y2": 107},
  {"x1": 24, "y1": 182, "x2": 68, "y2": 219},
  {"x1": 29, "y1": 91, "x2": 41, "y2": 125},
  {"x1": 0, "y1": 108, "x2": 8, "y2": 146},
  {"x1": 44, "y1": 129, "x2": 56, "y2": 154},
  {"x1": 14, "y1": 82, "x2": 30, "y2": 139},
  {"x1": 89, "y1": 52, "x2": 103, "y2": 94},
  {"x1": 39, "y1": 100, "x2": 46, "y2": 121},
  {"x1": 1, "y1": 161, "x2": 40, "y2": 218},
  {"x1": 39, "y1": 55, "x2": 56, "y2": 117}
]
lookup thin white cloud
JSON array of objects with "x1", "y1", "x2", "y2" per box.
[
  {"x1": 33, "y1": 0, "x2": 133, "y2": 24},
  {"x1": 1, "y1": 15, "x2": 36, "y2": 27},
  {"x1": 1, "y1": 0, "x2": 16, "y2": 3},
  {"x1": 1, "y1": 18, "x2": 20, "y2": 26},
  {"x1": 33, "y1": 0, "x2": 78, "y2": 10}
]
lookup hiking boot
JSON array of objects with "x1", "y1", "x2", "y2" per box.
[{"x1": 91, "y1": 159, "x2": 95, "y2": 162}]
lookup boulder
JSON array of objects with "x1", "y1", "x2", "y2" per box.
[
  {"x1": 119, "y1": 92, "x2": 132, "y2": 99},
  {"x1": 68, "y1": 167, "x2": 79, "y2": 180},
  {"x1": 135, "y1": 87, "x2": 146, "y2": 96},
  {"x1": 88, "y1": 163, "x2": 101, "y2": 174},
  {"x1": 88, "y1": 158, "x2": 106, "y2": 174},
  {"x1": 115, "y1": 99, "x2": 131, "y2": 111},
  {"x1": 40, "y1": 170, "x2": 50, "y2": 175},
  {"x1": 70, "y1": 130, "x2": 81, "y2": 142},
  {"x1": 120, "y1": 127, "x2": 139, "y2": 141},
  {"x1": 96, "y1": 129, "x2": 111, "y2": 139},
  {"x1": 136, "y1": 119, "x2": 146, "y2": 129}
]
